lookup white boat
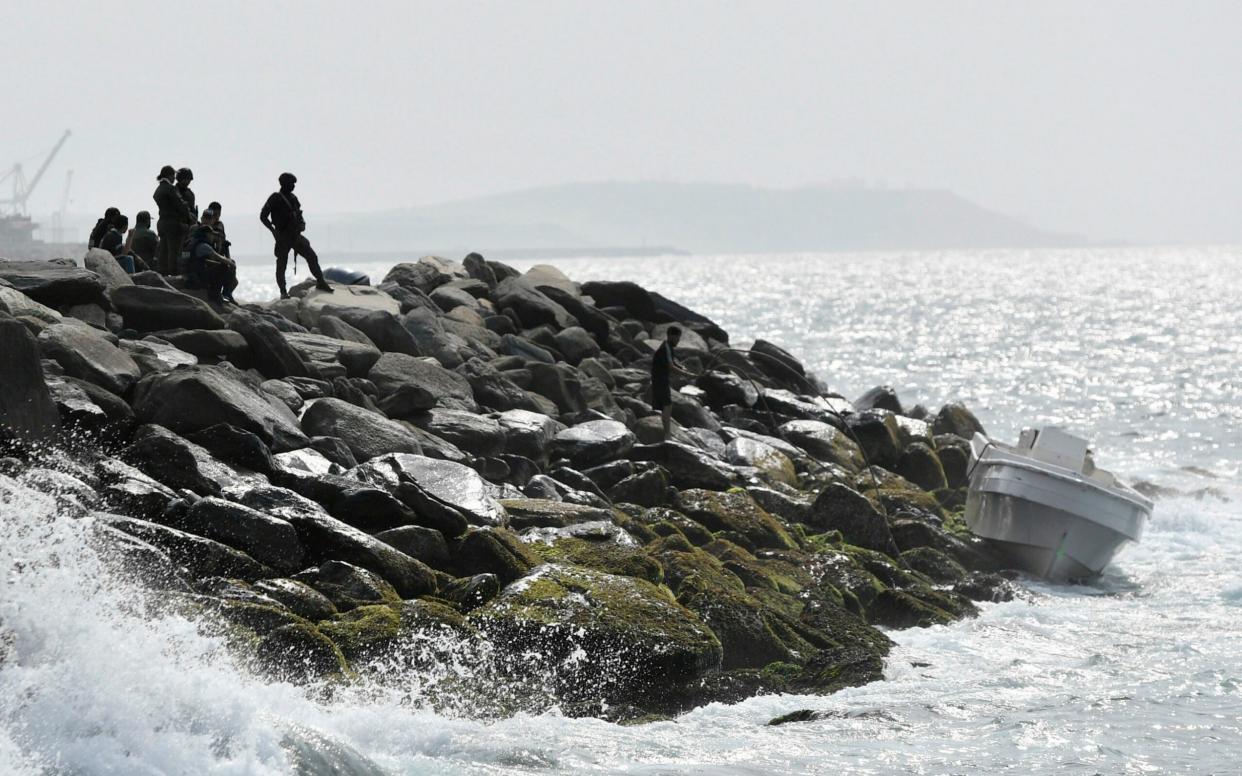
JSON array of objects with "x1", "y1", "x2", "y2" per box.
[{"x1": 964, "y1": 427, "x2": 1152, "y2": 582}]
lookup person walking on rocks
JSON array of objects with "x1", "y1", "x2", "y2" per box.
[
  {"x1": 153, "y1": 165, "x2": 191, "y2": 274},
  {"x1": 260, "y1": 172, "x2": 332, "y2": 299},
  {"x1": 652, "y1": 326, "x2": 692, "y2": 440}
]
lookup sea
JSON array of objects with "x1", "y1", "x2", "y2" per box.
[{"x1": 2, "y1": 247, "x2": 1240, "y2": 775}]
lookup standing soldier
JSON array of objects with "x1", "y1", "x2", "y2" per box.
[
  {"x1": 153, "y1": 165, "x2": 189, "y2": 275},
  {"x1": 260, "y1": 172, "x2": 332, "y2": 299}
]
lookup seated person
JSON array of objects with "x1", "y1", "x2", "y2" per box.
[
  {"x1": 125, "y1": 211, "x2": 160, "y2": 271},
  {"x1": 188, "y1": 209, "x2": 237, "y2": 305},
  {"x1": 88, "y1": 207, "x2": 120, "y2": 249},
  {"x1": 98, "y1": 214, "x2": 147, "y2": 274}
]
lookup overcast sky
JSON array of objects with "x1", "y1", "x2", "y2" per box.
[{"x1": 2, "y1": 0, "x2": 1239, "y2": 244}]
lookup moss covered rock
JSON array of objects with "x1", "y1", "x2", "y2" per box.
[
  {"x1": 895, "y1": 442, "x2": 948, "y2": 492},
  {"x1": 900, "y1": 546, "x2": 967, "y2": 583},
  {"x1": 527, "y1": 535, "x2": 664, "y2": 585},
  {"x1": 674, "y1": 489, "x2": 797, "y2": 551},
  {"x1": 470, "y1": 564, "x2": 721, "y2": 702},
  {"x1": 319, "y1": 599, "x2": 471, "y2": 664}
]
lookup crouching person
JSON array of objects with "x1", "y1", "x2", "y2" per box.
[{"x1": 189, "y1": 208, "x2": 238, "y2": 305}]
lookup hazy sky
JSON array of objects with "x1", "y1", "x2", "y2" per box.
[{"x1": 2, "y1": 0, "x2": 1239, "y2": 243}]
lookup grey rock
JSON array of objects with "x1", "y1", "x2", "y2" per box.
[
  {"x1": 375, "y1": 524, "x2": 451, "y2": 570},
  {"x1": 854, "y1": 385, "x2": 903, "y2": 414},
  {"x1": 132, "y1": 365, "x2": 308, "y2": 451},
  {"x1": 411, "y1": 409, "x2": 505, "y2": 457},
  {"x1": 111, "y1": 285, "x2": 226, "y2": 331},
  {"x1": 401, "y1": 306, "x2": 463, "y2": 367},
  {"x1": 152, "y1": 328, "x2": 250, "y2": 363},
  {"x1": 84, "y1": 247, "x2": 134, "y2": 290},
  {"x1": 252, "y1": 578, "x2": 338, "y2": 621},
  {"x1": 122, "y1": 424, "x2": 244, "y2": 496},
  {"x1": 179, "y1": 497, "x2": 305, "y2": 573},
  {"x1": 806, "y1": 483, "x2": 897, "y2": 555},
  {"x1": 293, "y1": 560, "x2": 400, "y2": 611},
  {"x1": 38, "y1": 322, "x2": 141, "y2": 395},
  {"x1": 121, "y1": 338, "x2": 197, "y2": 374},
  {"x1": 317, "y1": 306, "x2": 420, "y2": 356},
  {"x1": 368, "y1": 352, "x2": 476, "y2": 412},
  {"x1": 494, "y1": 408, "x2": 565, "y2": 461},
  {"x1": 229, "y1": 482, "x2": 437, "y2": 597},
  {"x1": 0, "y1": 316, "x2": 60, "y2": 443},
  {"x1": 0, "y1": 258, "x2": 106, "y2": 307},
  {"x1": 301, "y1": 397, "x2": 421, "y2": 462},
  {"x1": 228, "y1": 311, "x2": 314, "y2": 379},
  {"x1": 98, "y1": 513, "x2": 272, "y2": 582},
  {"x1": 495, "y1": 276, "x2": 578, "y2": 329},
  {"x1": 579, "y1": 280, "x2": 657, "y2": 320},
  {"x1": 552, "y1": 419, "x2": 635, "y2": 467}
]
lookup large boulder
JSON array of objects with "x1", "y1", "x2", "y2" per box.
[
  {"x1": 229, "y1": 483, "x2": 437, "y2": 597},
  {"x1": 227, "y1": 311, "x2": 314, "y2": 379},
  {"x1": 301, "y1": 398, "x2": 422, "y2": 462},
  {"x1": 494, "y1": 409, "x2": 564, "y2": 461},
  {"x1": 382, "y1": 257, "x2": 465, "y2": 294},
  {"x1": 367, "y1": 352, "x2": 476, "y2": 412},
  {"x1": 151, "y1": 329, "x2": 250, "y2": 363},
  {"x1": 98, "y1": 514, "x2": 272, "y2": 582},
  {"x1": 0, "y1": 316, "x2": 60, "y2": 442},
  {"x1": 122, "y1": 424, "x2": 243, "y2": 496},
  {"x1": 369, "y1": 454, "x2": 507, "y2": 527},
  {"x1": 723, "y1": 437, "x2": 797, "y2": 486},
  {"x1": 674, "y1": 489, "x2": 798, "y2": 550},
  {"x1": 38, "y1": 323, "x2": 141, "y2": 396},
  {"x1": 470, "y1": 564, "x2": 721, "y2": 701},
  {"x1": 317, "y1": 306, "x2": 419, "y2": 356},
  {"x1": 0, "y1": 258, "x2": 106, "y2": 307},
  {"x1": 282, "y1": 331, "x2": 380, "y2": 377},
  {"x1": 410, "y1": 409, "x2": 505, "y2": 457},
  {"x1": 805, "y1": 483, "x2": 897, "y2": 555},
  {"x1": 300, "y1": 285, "x2": 400, "y2": 328},
  {"x1": 111, "y1": 285, "x2": 226, "y2": 331},
  {"x1": 131, "y1": 365, "x2": 308, "y2": 452},
  {"x1": 843, "y1": 410, "x2": 903, "y2": 469},
  {"x1": 121, "y1": 338, "x2": 198, "y2": 374},
  {"x1": 0, "y1": 285, "x2": 61, "y2": 323},
  {"x1": 177, "y1": 497, "x2": 305, "y2": 573},
  {"x1": 629, "y1": 442, "x2": 737, "y2": 491},
  {"x1": 494, "y1": 277, "x2": 578, "y2": 330},
  {"x1": 552, "y1": 420, "x2": 636, "y2": 468},
  {"x1": 932, "y1": 402, "x2": 986, "y2": 440},
  {"x1": 83, "y1": 248, "x2": 134, "y2": 290},
  {"x1": 853, "y1": 385, "x2": 903, "y2": 414},
  {"x1": 896, "y1": 442, "x2": 948, "y2": 492},
  {"x1": 580, "y1": 280, "x2": 657, "y2": 320},
  {"x1": 778, "y1": 420, "x2": 865, "y2": 470},
  {"x1": 401, "y1": 306, "x2": 463, "y2": 368}
]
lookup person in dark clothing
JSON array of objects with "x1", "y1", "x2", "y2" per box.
[
  {"x1": 188, "y1": 208, "x2": 236, "y2": 305},
  {"x1": 153, "y1": 165, "x2": 190, "y2": 274},
  {"x1": 651, "y1": 326, "x2": 692, "y2": 439},
  {"x1": 175, "y1": 167, "x2": 197, "y2": 223},
  {"x1": 260, "y1": 172, "x2": 332, "y2": 299},
  {"x1": 88, "y1": 207, "x2": 121, "y2": 249},
  {"x1": 126, "y1": 211, "x2": 159, "y2": 269},
  {"x1": 98, "y1": 214, "x2": 127, "y2": 255},
  {"x1": 99, "y1": 215, "x2": 148, "y2": 274},
  {"x1": 207, "y1": 201, "x2": 231, "y2": 258}
]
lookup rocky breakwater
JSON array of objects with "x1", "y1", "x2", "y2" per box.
[{"x1": 0, "y1": 251, "x2": 1015, "y2": 721}]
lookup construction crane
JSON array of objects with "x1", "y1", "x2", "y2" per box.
[
  {"x1": 0, "y1": 130, "x2": 72, "y2": 215},
  {"x1": 49, "y1": 170, "x2": 74, "y2": 243}
]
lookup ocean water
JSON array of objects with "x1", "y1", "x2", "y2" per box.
[{"x1": 4, "y1": 247, "x2": 1241, "y2": 774}]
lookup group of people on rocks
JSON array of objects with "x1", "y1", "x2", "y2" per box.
[{"x1": 86, "y1": 168, "x2": 333, "y2": 305}]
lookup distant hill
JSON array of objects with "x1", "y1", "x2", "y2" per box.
[{"x1": 312, "y1": 181, "x2": 1081, "y2": 254}]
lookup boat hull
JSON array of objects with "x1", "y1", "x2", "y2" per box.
[{"x1": 965, "y1": 448, "x2": 1149, "y2": 582}]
